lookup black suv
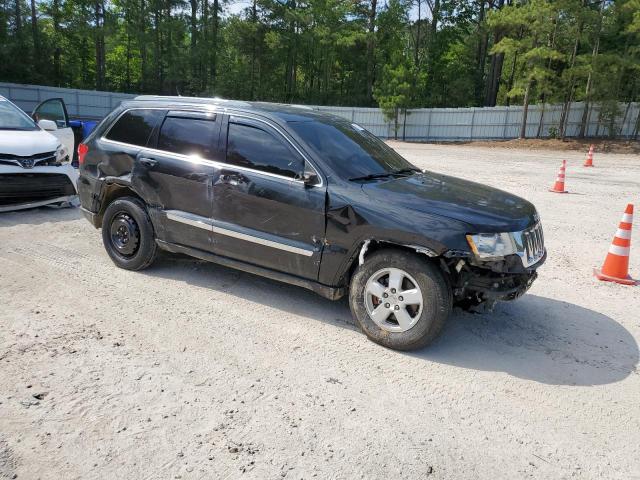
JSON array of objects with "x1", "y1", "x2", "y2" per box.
[{"x1": 78, "y1": 96, "x2": 545, "y2": 350}]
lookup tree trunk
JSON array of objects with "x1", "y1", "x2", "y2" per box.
[
  {"x1": 536, "y1": 102, "x2": 545, "y2": 138},
  {"x1": 94, "y1": 0, "x2": 106, "y2": 90},
  {"x1": 484, "y1": 43, "x2": 503, "y2": 106},
  {"x1": 579, "y1": 63, "x2": 596, "y2": 138},
  {"x1": 559, "y1": 3, "x2": 584, "y2": 138},
  {"x1": 52, "y1": 0, "x2": 62, "y2": 85},
  {"x1": 14, "y1": 0, "x2": 22, "y2": 36},
  {"x1": 29, "y1": 0, "x2": 38, "y2": 67},
  {"x1": 505, "y1": 51, "x2": 517, "y2": 106},
  {"x1": 283, "y1": 0, "x2": 298, "y2": 102},
  {"x1": 559, "y1": 35, "x2": 579, "y2": 137},
  {"x1": 394, "y1": 107, "x2": 398, "y2": 140},
  {"x1": 125, "y1": 32, "x2": 131, "y2": 91},
  {"x1": 202, "y1": 0, "x2": 208, "y2": 88},
  {"x1": 138, "y1": 0, "x2": 147, "y2": 91},
  {"x1": 153, "y1": 7, "x2": 161, "y2": 92},
  {"x1": 249, "y1": 0, "x2": 257, "y2": 100},
  {"x1": 621, "y1": 100, "x2": 632, "y2": 138},
  {"x1": 402, "y1": 108, "x2": 407, "y2": 141},
  {"x1": 190, "y1": 0, "x2": 198, "y2": 92},
  {"x1": 165, "y1": 3, "x2": 173, "y2": 94},
  {"x1": 474, "y1": 0, "x2": 487, "y2": 105},
  {"x1": 81, "y1": 38, "x2": 89, "y2": 86},
  {"x1": 579, "y1": 0, "x2": 604, "y2": 138},
  {"x1": 210, "y1": 0, "x2": 219, "y2": 89},
  {"x1": 519, "y1": 79, "x2": 531, "y2": 139},
  {"x1": 414, "y1": 0, "x2": 421, "y2": 68},
  {"x1": 426, "y1": 0, "x2": 440, "y2": 70},
  {"x1": 366, "y1": 0, "x2": 377, "y2": 105},
  {"x1": 484, "y1": 0, "x2": 505, "y2": 106}
]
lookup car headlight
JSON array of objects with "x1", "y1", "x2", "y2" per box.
[
  {"x1": 466, "y1": 232, "x2": 518, "y2": 259},
  {"x1": 55, "y1": 144, "x2": 70, "y2": 164}
]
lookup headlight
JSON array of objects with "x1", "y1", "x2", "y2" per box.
[
  {"x1": 466, "y1": 232, "x2": 518, "y2": 259},
  {"x1": 55, "y1": 144, "x2": 70, "y2": 164}
]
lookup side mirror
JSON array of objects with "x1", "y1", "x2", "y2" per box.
[
  {"x1": 38, "y1": 119, "x2": 58, "y2": 131},
  {"x1": 301, "y1": 171, "x2": 320, "y2": 186}
]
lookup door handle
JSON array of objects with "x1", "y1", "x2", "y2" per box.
[
  {"x1": 220, "y1": 173, "x2": 243, "y2": 185},
  {"x1": 139, "y1": 157, "x2": 158, "y2": 167}
]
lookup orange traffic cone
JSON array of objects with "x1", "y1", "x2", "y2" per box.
[
  {"x1": 584, "y1": 144, "x2": 594, "y2": 167},
  {"x1": 594, "y1": 204, "x2": 637, "y2": 286},
  {"x1": 549, "y1": 160, "x2": 568, "y2": 193}
]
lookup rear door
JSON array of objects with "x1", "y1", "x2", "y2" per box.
[
  {"x1": 210, "y1": 114, "x2": 326, "y2": 280},
  {"x1": 133, "y1": 110, "x2": 222, "y2": 253},
  {"x1": 32, "y1": 98, "x2": 74, "y2": 156}
]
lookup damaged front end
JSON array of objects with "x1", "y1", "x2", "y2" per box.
[{"x1": 442, "y1": 249, "x2": 546, "y2": 311}]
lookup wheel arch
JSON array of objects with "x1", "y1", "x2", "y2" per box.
[
  {"x1": 339, "y1": 239, "x2": 445, "y2": 288},
  {"x1": 96, "y1": 181, "x2": 146, "y2": 227}
]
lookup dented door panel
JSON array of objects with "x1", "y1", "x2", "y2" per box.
[
  {"x1": 210, "y1": 166, "x2": 326, "y2": 280},
  {"x1": 132, "y1": 149, "x2": 215, "y2": 252}
]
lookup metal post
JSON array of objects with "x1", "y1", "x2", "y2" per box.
[
  {"x1": 470, "y1": 108, "x2": 475, "y2": 141},
  {"x1": 503, "y1": 108, "x2": 509, "y2": 139},
  {"x1": 402, "y1": 109, "x2": 407, "y2": 141}
]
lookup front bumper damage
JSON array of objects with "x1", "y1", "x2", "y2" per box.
[
  {"x1": 0, "y1": 195, "x2": 78, "y2": 213},
  {"x1": 443, "y1": 250, "x2": 546, "y2": 307},
  {"x1": 0, "y1": 164, "x2": 79, "y2": 213}
]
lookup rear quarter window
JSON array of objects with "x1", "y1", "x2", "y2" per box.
[{"x1": 105, "y1": 109, "x2": 165, "y2": 147}]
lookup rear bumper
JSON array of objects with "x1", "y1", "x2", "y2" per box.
[
  {"x1": 0, "y1": 164, "x2": 79, "y2": 212},
  {"x1": 80, "y1": 206, "x2": 101, "y2": 228}
]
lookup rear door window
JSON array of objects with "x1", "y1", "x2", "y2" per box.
[
  {"x1": 105, "y1": 109, "x2": 165, "y2": 147},
  {"x1": 226, "y1": 122, "x2": 303, "y2": 179},
  {"x1": 157, "y1": 113, "x2": 219, "y2": 158}
]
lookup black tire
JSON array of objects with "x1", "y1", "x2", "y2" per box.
[
  {"x1": 349, "y1": 249, "x2": 452, "y2": 351},
  {"x1": 101, "y1": 196, "x2": 157, "y2": 271}
]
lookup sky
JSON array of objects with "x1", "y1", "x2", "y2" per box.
[{"x1": 223, "y1": 0, "x2": 427, "y2": 21}]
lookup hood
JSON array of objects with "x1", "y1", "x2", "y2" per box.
[
  {"x1": 0, "y1": 129, "x2": 59, "y2": 156},
  {"x1": 362, "y1": 171, "x2": 538, "y2": 232}
]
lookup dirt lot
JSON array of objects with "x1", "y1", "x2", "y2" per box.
[
  {"x1": 449, "y1": 138, "x2": 640, "y2": 154},
  {"x1": 1, "y1": 143, "x2": 639, "y2": 480}
]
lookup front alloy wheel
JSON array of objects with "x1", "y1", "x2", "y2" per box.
[
  {"x1": 349, "y1": 249, "x2": 452, "y2": 350},
  {"x1": 364, "y1": 268, "x2": 423, "y2": 332}
]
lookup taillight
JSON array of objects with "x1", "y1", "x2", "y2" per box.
[{"x1": 78, "y1": 143, "x2": 89, "y2": 165}]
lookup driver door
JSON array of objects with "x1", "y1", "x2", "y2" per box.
[
  {"x1": 210, "y1": 115, "x2": 327, "y2": 280},
  {"x1": 32, "y1": 98, "x2": 75, "y2": 157}
]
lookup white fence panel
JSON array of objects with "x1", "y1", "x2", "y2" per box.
[
  {"x1": 1, "y1": 82, "x2": 637, "y2": 140},
  {"x1": 0, "y1": 82, "x2": 135, "y2": 120}
]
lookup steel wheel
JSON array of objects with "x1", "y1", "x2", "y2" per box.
[
  {"x1": 364, "y1": 267, "x2": 423, "y2": 332},
  {"x1": 109, "y1": 212, "x2": 140, "y2": 257}
]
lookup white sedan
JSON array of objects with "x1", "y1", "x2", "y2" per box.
[{"x1": 0, "y1": 96, "x2": 79, "y2": 212}]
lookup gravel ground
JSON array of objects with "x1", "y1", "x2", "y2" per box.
[{"x1": 1, "y1": 143, "x2": 639, "y2": 480}]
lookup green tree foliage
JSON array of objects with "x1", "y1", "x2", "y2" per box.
[
  {"x1": 488, "y1": 0, "x2": 564, "y2": 137},
  {"x1": 0, "y1": 0, "x2": 638, "y2": 135}
]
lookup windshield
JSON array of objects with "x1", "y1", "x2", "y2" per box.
[
  {"x1": 0, "y1": 98, "x2": 38, "y2": 131},
  {"x1": 288, "y1": 119, "x2": 417, "y2": 180}
]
